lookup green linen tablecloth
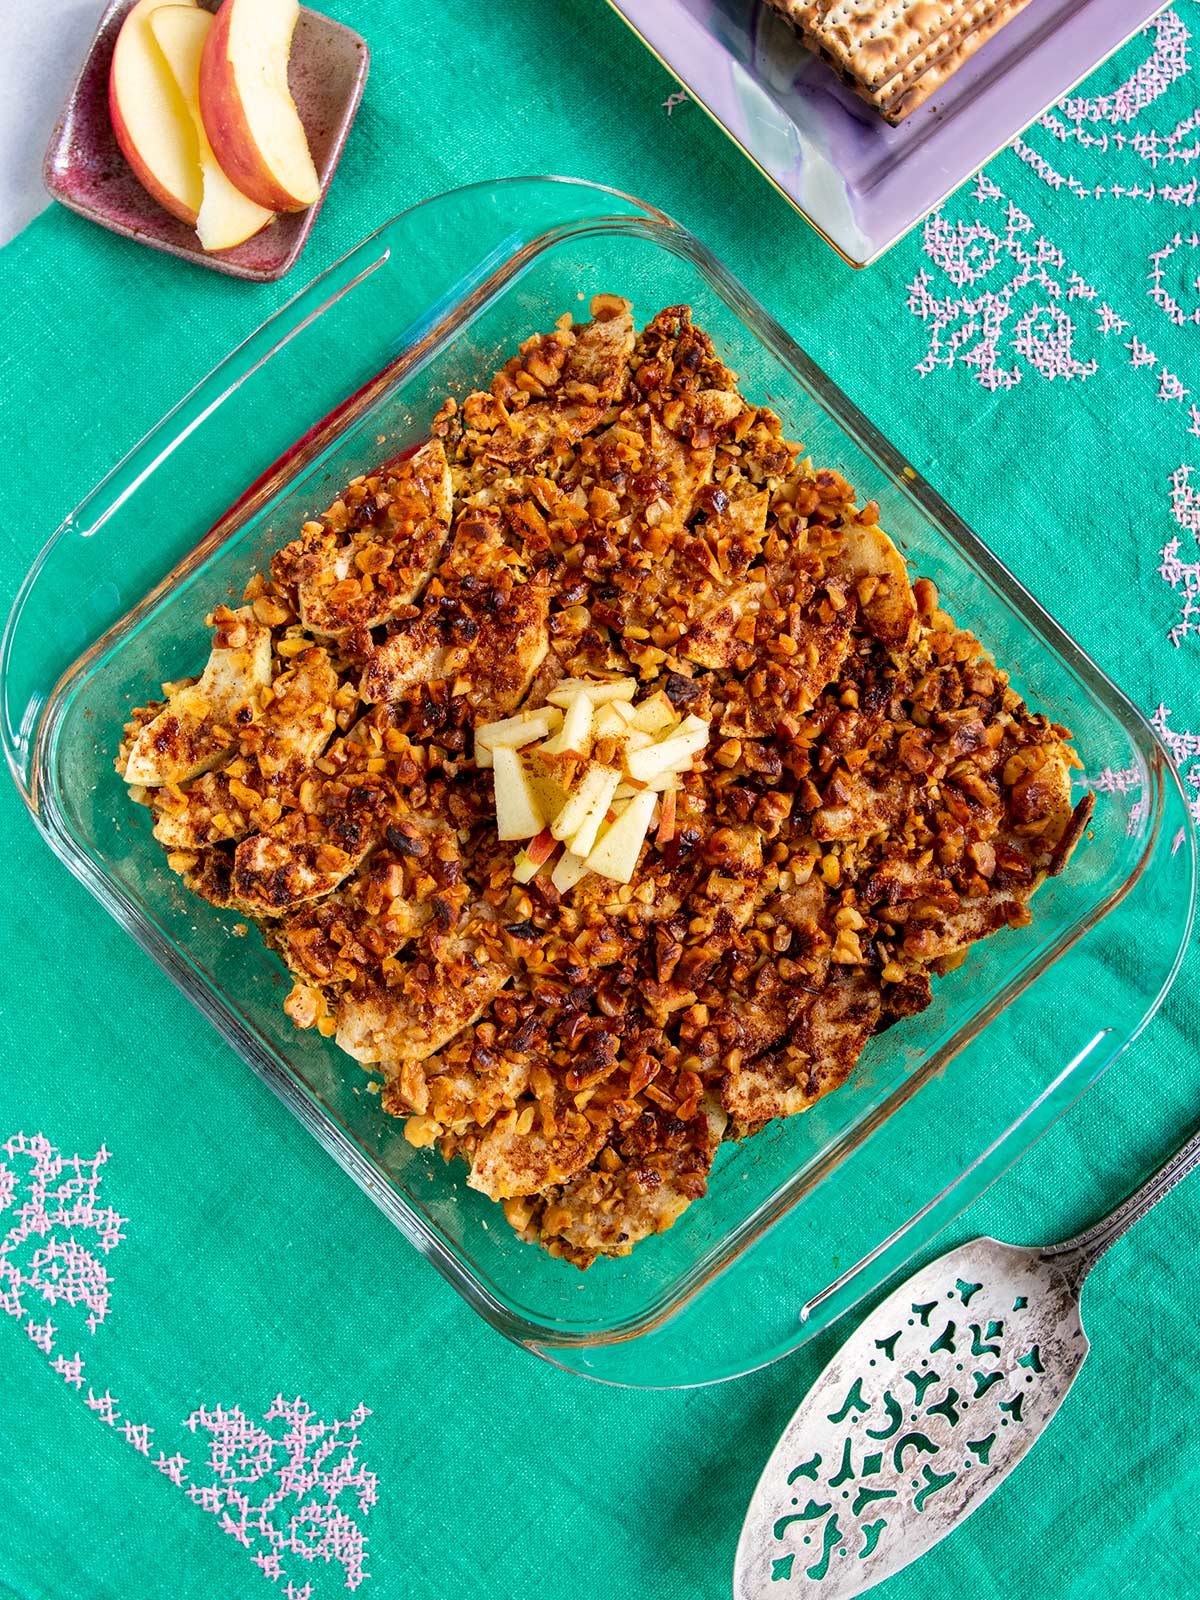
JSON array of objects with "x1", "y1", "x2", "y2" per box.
[{"x1": 3, "y1": 4, "x2": 1200, "y2": 1596}]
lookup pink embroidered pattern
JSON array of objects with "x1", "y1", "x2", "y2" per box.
[
  {"x1": 1159, "y1": 466, "x2": 1200, "y2": 644},
  {"x1": 184, "y1": 1396, "x2": 378, "y2": 1591},
  {"x1": 0, "y1": 1133, "x2": 125, "y2": 1339},
  {"x1": 1, "y1": 1133, "x2": 382, "y2": 1596},
  {"x1": 907, "y1": 193, "x2": 1100, "y2": 389},
  {"x1": 1151, "y1": 704, "x2": 1200, "y2": 823},
  {"x1": 1085, "y1": 763, "x2": 1150, "y2": 837},
  {"x1": 1057, "y1": 11, "x2": 1190, "y2": 129},
  {"x1": 1149, "y1": 231, "x2": 1200, "y2": 326},
  {"x1": 1012, "y1": 12, "x2": 1200, "y2": 204}
]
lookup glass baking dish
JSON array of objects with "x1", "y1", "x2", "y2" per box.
[{"x1": 3, "y1": 178, "x2": 1193, "y2": 1388}]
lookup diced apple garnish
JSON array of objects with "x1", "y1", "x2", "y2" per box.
[
  {"x1": 538, "y1": 692, "x2": 593, "y2": 761},
  {"x1": 584, "y1": 790, "x2": 657, "y2": 884},
  {"x1": 628, "y1": 691, "x2": 677, "y2": 734},
  {"x1": 514, "y1": 827, "x2": 557, "y2": 882},
  {"x1": 550, "y1": 763, "x2": 620, "y2": 846},
  {"x1": 616, "y1": 771, "x2": 679, "y2": 800},
  {"x1": 550, "y1": 850, "x2": 590, "y2": 893},
  {"x1": 527, "y1": 765, "x2": 569, "y2": 825},
  {"x1": 475, "y1": 705, "x2": 562, "y2": 767},
  {"x1": 547, "y1": 677, "x2": 637, "y2": 707},
  {"x1": 492, "y1": 746, "x2": 546, "y2": 841},
  {"x1": 656, "y1": 787, "x2": 677, "y2": 848},
  {"x1": 483, "y1": 682, "x2": 709, "y2": 887},
  {"x1": 570, "y1": 791, "x2": 617, "y2": 860},
  {"x1": 592, "y1": 702, "x2": 630, "y2": 740},
  {"x1": 625, "y1": 715, "x2": 710, "y2": 784}
]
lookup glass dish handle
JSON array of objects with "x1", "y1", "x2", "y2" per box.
[
  {"x1": 0, "y1": 236, "x2": 390, "y2": 804},
  {"x1": 1, "y1": 177, "x2": 670, "y2": 806}
]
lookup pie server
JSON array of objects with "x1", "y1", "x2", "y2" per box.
[{"x1": 736, "y1": 1119, "x2": 1200, "y2": 1597}]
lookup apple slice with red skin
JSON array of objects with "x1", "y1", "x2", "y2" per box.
[
  {"x1": 199, "y1": 0, "x2": 320, "y2": 213},
  {"x1": 150, "y1": 6, "x2": 275, "y2": 251},
  {"x1": 108, "y1": 0, "x2": 203, "y2": 225}
]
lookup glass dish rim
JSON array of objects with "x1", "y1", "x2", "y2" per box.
[{"x1": 3, "y1": 175, "x2": 1194, "y2": 1361}]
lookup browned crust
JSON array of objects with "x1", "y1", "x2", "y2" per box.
[{"x1": 117, "y1": 296, "x2": 1089, "y2": 1268}]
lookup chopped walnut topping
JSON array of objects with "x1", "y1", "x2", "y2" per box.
[{"x1": 117, "y1": 297, "x2": 1090, "y2": 1269}]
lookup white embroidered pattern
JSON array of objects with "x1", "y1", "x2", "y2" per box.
[
  {"x1": 1152, "y1": 705, "x2": 1200, "y2": 822},
  {"x1": 1012, "y1": 10, "x2": 1200, "y2": 205},
  {"x1": 904, "y1": 19, "x2": 1200, "y2": 877},
  {"x1": 2, "y1": 1134, "x2": 379, "y2": 1596},
  {"x1": 1160, "y1": 465, "x2": 1200, "y2": 645}
]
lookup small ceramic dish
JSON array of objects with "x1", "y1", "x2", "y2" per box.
[{"x1": 43, "y1": 0, "x2": 369, "y2": 282}]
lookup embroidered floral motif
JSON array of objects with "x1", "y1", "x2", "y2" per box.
[
  {"x1": 1012, "y1": 11, "x2": 1200, "y2": 203},
  {"x1": 0, "y1": 1134, "x2": 125, "y2": 1340},
  {"x1": 1151, "y1": 704, "x2": 1200, "y2": 822},
  {"x1": 184, "y1": 1396, "x2": 378, "y2": 1591},
  {"x1": 1160, "y1": 466, "x2": 1200, "y2": 645},
  {"x1": 1, "y1": 1135, "x2": 380, "y2": 1595},
  {"x1": 907, "y1": 195, "x2": 1100, "y2": 389}
]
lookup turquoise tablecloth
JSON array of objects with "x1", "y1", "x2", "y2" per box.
[{"x1": 2, "y1": 4, "x2": 1200, "y2": 1597}]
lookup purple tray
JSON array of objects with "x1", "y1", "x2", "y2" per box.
[
  {"x1": 44, "y1": 0, "x2": 369, "y2": 282},
  {"x1": 606, "y1": 0, "x2": 1167, "y2": 266}
]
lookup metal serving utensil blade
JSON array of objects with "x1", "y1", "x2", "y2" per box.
[
  {"x1": 735, "y1": 1237, "x2": 1089, "y2": 1598},
  {"x1": 736, "y1": 1119, "x2": 1200, "y2": 1598}
]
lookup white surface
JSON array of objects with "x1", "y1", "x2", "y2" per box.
[{"x1": 0, "y1": 0, "x2": 103, "y2": 247}]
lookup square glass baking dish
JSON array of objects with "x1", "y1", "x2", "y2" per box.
[{"x1": 3, "y1": 178, "x2": 1193, "y2": 1388}]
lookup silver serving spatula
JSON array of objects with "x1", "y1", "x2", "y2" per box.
[{"x1": 736, "y1": 1122, "x2": 1200, "y2": 1599}]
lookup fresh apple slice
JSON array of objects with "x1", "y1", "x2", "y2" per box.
[
  {"x1": 656, "y1": 787, "x2": 677, "y2": 848},
  {"x1": 491, "y1": 746, "x2": 546, "y2": 841},
  {"x1": 199, "y1": 0, "x2": 320, "y2": 213},
  {"x1": 527, "y1": 765, "x2": 569, "y2": 827},
  {"x1": 538, "y1": 692, "x2": 593, "y2": 762},
  {"x1": 150, "y1": 7, "x2": 275, "y2": 251},
  {"x1": 546, "y1": 677, "x2": 637, "y2": 708},
  {"x1": 513, "y1": 828, "x2": 557, "y2": 883},
  {"x1": 550, "y1": 763, "x2": 620, "y2": 845},
  {"x1": 108, "y1": 0, "x2": 203, "y2": 225},
  {"x1": 550, "y1": 850, "x2": 590, "y2": 894},
  {"x1": 625, "y1": 716, "x2": 709, "y2": 784},
  {"x1": 585, "y1": 790, "x2": 657, "y2": 884},
  {"x1": 629, "y1": 691, "x2": 678, "y2": 734},
  {"x1": 475, "y1": 705, "x2": 562, "y2": 767},
  {"x1": 569, "y1": 785, "x2": 618, "y2": 861},
  {"x1": 617, "y1": 771, "x2": 678, "y2": 796},
  {"x1": 592, "y1": 702, "x2": 630, "y2": 740}
]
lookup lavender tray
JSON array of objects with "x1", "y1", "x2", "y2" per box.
[{"x1": 605, "y1": 0, "x2": 1167, "y2": 265}]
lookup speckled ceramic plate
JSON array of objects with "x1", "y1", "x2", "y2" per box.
[
  {"x1": 605, "y1": 0, "x2": 1167, "y2": 266},
  {"x1": 43, "y1": 0, "x2": 369, "y2": 282}
]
